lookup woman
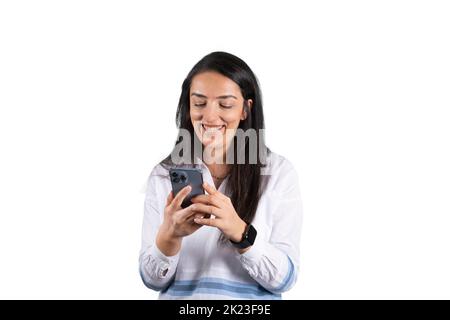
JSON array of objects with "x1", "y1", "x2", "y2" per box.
[{"x1": 139, "y1": 51, "x2": 303, "y2": 299}]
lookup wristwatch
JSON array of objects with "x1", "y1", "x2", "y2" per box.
[{"x1": 230, "y1": 223, "x2": 257, "y2": 249}]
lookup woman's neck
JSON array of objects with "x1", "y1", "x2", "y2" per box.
[
  {"x1": 202, "y1": 144, "x2": 231, "y2": 180},
  {"x1": 207, "y1": 163, "x2": 230, "y2": 179}
]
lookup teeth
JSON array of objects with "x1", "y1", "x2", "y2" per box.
[{"x1": 202, "y1": 124, "x2": 224, "y2": 131}]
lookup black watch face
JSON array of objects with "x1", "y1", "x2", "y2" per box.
[
  {"x1": 246, "y1": 224, "x2": 257, "y2": 245},
  {"x1": 233, "y1": 224, "x2": 257, "y2": 249}
]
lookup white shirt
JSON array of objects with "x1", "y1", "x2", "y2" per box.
[{"x1": 139, "y1": 151, "x2": 303, "y2": 300}]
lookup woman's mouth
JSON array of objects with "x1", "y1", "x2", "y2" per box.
[{"x1": 201, "y1": 123, "x2": 226, "y2": 135}]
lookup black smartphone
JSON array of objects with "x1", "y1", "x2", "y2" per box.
[{"x1": 169, "y1": 168, "x2": 205, "y2": 208}]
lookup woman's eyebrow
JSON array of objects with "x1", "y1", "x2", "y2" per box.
[
  {"x1": 191, "y1": 92, "x2": 208, "y2": 98},
  {"x1": 216, "y1": 95, "x2": 237, "y2": 100},
  {"x1": 191, "y1": 92, "x2": 237, "y2": 99}
]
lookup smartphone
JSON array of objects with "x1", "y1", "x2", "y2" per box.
[{"x1": 169, "y1": 168, "x2": 205, "y2": 208}]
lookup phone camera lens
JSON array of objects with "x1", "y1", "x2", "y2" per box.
[
  {"x1": 180, "y1": 175, "x2": 186, "y2": 181},
  {"x1": 171, "y1": 172, "x2": 178, "y2": 177},
  {"x1": 173, "y1": 177, "x2": 180, "y2": 183}
]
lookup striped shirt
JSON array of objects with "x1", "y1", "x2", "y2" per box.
[{"x1": 139, "y1": 151, "x2": 303, "y2": 299}]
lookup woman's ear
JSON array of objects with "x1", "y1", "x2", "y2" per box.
[{"x1": 241, "y1": 99, "x2": 253, "y2": 120}]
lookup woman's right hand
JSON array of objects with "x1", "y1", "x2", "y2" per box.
[{"x1": 156, "y1": 186, "x2": 204, "y2": 256}]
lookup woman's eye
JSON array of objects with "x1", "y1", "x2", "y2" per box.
[
  {"x1": 220, "y1": 104, "x2": 233, "y2": 109},
  {"x1": 194, "y1": 103, "x2": 206, "y2": 107}
]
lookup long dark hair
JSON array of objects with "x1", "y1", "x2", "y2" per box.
[{"x1": 161, "y1": 51, "x2": 269, "y2": 231}]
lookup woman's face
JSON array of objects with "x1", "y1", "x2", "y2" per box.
[{"x1": 190, "y1": 71, "x2": 252, "y2": 154}]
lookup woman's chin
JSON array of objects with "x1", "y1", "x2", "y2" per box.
[{"x1": 201, "y1": 139, "x2": 221, "y2": 148}]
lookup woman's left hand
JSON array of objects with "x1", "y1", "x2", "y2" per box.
[{"x1": 190, "y1": 182, "x2": 247, "y2": 243}]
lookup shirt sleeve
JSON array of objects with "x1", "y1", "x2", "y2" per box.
[
  {"x1": 235, "y1": 159, "x2": 303, "y2": 294},
  {"x1": 139, "y1": 173, "x2": 179, "y2": 291}
]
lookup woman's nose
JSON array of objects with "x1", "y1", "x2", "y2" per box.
[{"x1": 201, "y1": 104, "x2": 220, "y2": 122}]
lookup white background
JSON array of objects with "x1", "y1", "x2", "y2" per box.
[{"x1": 0, "y1": 1, "x2": 449, "y2": 299}]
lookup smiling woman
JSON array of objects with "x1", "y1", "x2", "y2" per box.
[
  {"x1": 139, "y1": 51, "x2": 303, "y2": 300},
  {"x1": 190, "y1": 71, "x2": 252, "y2": 166}
]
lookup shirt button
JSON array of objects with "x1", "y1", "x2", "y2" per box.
[{"x1": 159, "y1": 262, "x2": 169, "y2": 277}]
